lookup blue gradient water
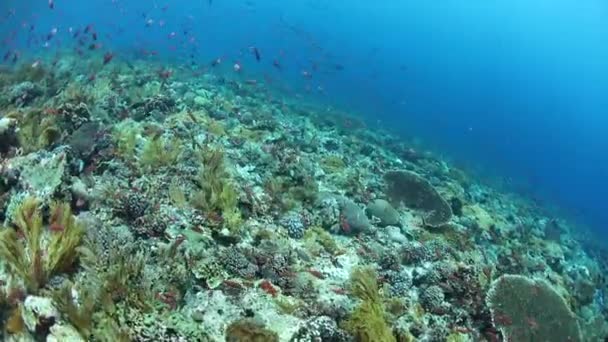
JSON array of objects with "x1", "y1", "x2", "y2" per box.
[{"x1": 2, "y1": 0, "x2": 607, "y2": 232}]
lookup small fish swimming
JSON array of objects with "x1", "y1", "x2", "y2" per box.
[
  {"x1": 250, "y1": 46, "x2": 261, "y2": 61},
  {"x1": 46, "y1": 27, "x2": 58, "y2": 41},
  {"x1": 48, "y1": 0, "x2": 55, "y2": 10},
  {"x1": 103, "y1": 52, "x2": 114, "y2": 65},
  {"x1": 211, "y1": 57, "x2": 222, "y2": 67},
  {"x1": 272, "y1": 59, "x2": 281, "y2": 70}
]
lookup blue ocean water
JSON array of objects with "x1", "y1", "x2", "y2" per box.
[{"x1": 2, "y1": 0, "x2": 607, "y2": 234}]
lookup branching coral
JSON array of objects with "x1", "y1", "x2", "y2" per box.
[
  {"x1": 0, "y1": 198, "x2": 84, "y2": 293},
  {"x1": 344, "y1": 267, "x2": 396, "y2": 342}
]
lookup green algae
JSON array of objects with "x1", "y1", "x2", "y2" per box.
[
  {"x1": 303, "y1": 226, "x2": 340, "y2": 256},
  {"x1": 344, "y1": 267, "x2": 396, "y2": 342},
  {"x1": 206, "y1": 118, "x2": 226, "y2": 136},
  {"x1": 112, "y1": 119, "x2": 141, "y2": 160},
  {"x1": 13, "y1": 109, "x2": 61, "y2": 153},
  {"x1": 50, "y1": 280, "x2": 98, "y2": 338},
  {"x1": 288, "y1": 179, "x2": 319, "y2": 204},
  {"x1": 191, "y1": 147, "x2": 242, "y2": 231},
  {"x1": 56, "y1": 227, "x2": 196, "y2": 340},
  {"x1": 320, "y1": 155, "x2": 346, "y2": 173},
  {"x1": 0, "y1": 198, "x2": 84, "y2": 293},
  {"x1": 139, "y1": 134, "x2": 183, "y2": 169},
  {"x1": 168, "y1": 178, "x2": 188, "y2": 207}
]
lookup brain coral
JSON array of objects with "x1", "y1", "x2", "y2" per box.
[
  {"x1": 487, "y1": 274, "x2": 582, "y2": 342},
  {"x1": 383, "y1": 170, "x2": 452, "y2": 227}
]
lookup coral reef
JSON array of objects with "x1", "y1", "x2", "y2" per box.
[{"x1": 0, "y1": 55, "x2": 605, "y2": 341}]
